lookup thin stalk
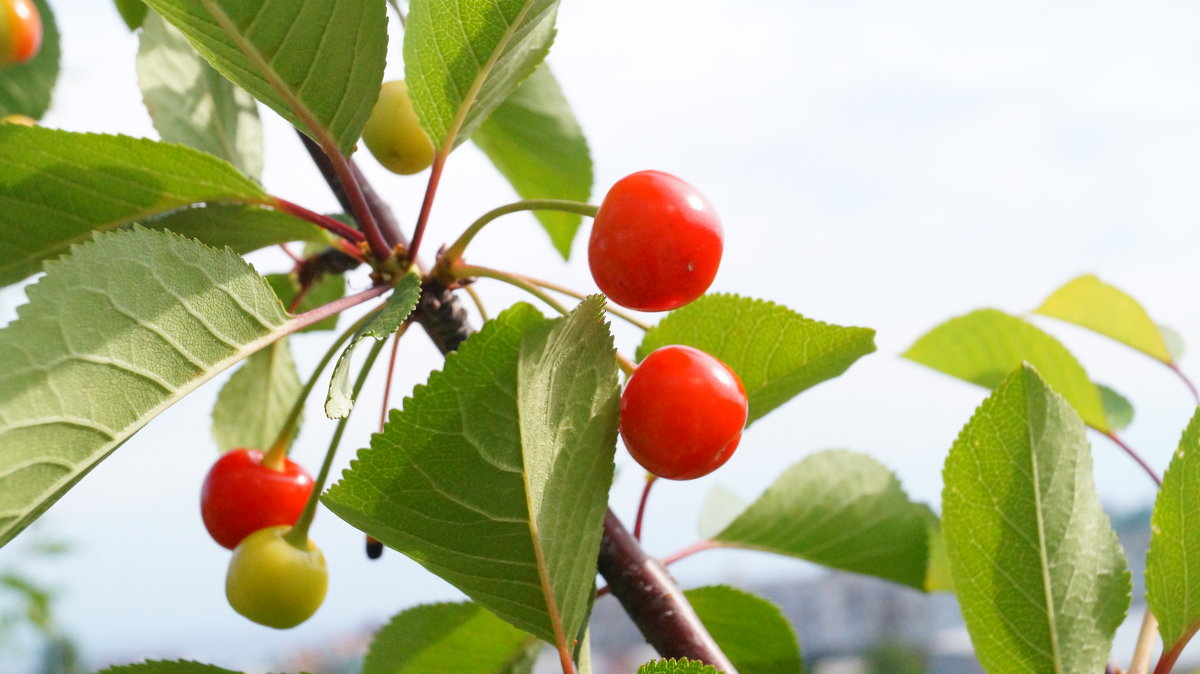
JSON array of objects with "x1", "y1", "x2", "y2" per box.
[
  {"x1": 1153, "y1": 616, "x2": 1199, "y2": 674},
  {"x1": 379, "y1": 324, "x2": 410, "y2": 431},
  {"x1": 633, "y1": 474, "x2": 658, "y2": 541},
  {"x1": 386, "y1": 0, "x2": 406, "y2": 27},
  {"x1": 1167, "y1": 362, "x2": 1200, "y2": 407},
  {"x1": 438, "y1": 199, "x2": 599, "y2": 271},
  {"x1": 526, "y1": 274, "x2": 651, "y2": 331},
  {"x1": 279, "y1": 243, "x2": 303, "y2": 264},
  {"x1": 1130, "y1": 610, "x2": 1158, "y2": 674},
  {"x1": 262, "y1": 309, "x2": 379, "y2": 469},
  {"x1": 291, "y1": 284, "x2": 392, "y2": 333},
  {"x1": 407, "y1": 150, "x2": 447, "y2": 264},
  {"x1": 273, "y1": 198, "x2": 365, "y2": 244},
  {"x1": 1104, "y1": 431, "x2": 1162, "y2": 486},
  {"x1": 284, "y1": 338, "x2": 388, "y2": 549},
  {"x1": 660, "y1": 540, "x2": 722, "y2": 568},
  {"x1": 463, "y1": 284, "x2": 490, "y2": 322},
  {"x1": 327, "y1": 152, "x2": 392, "y2": 263},
  {"x1": 452, "y1": 263, "x2": 570, "y2": 315}
]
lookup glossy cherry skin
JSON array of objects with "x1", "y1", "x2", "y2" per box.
[
  {"x1": 0, "y1": 0, "x2": 42, "y2": 67},
  {"x1": 588, "y1": 171, "x2": 722, "y2": 312},
  {"x1": 200, "y1": 448, "x2": 314, "y2": 550},
  {"x1": 226, "y1": 526, "x2": 328, "y2": 629},
  {"x1": 620, "y1": 345, "x2": 748, "y2": 480}
]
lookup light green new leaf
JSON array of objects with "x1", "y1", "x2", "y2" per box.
[
  {"x1": 137, "y1": 11, "x2": 264, "y2": 180},
  {"x1": 265, "y1": 272, "x2": 346, "y2": 334},
  {"x1": 324, "y1": 272, "x2": 421, "y2": 419},
  {"x1": 1098, "y1": 384, "x2": 1134, "y2": 432},
  {"x1": 697, "y1": 485, "x2": 747, "y2": 540},
  {"x1": 1036, "y1": 274, "x2": 1174, "y2": 364},
  {"x1": 1146, "y1": 408, "x2": 1200, "y2": 656},
  {"x1": 324, "y1": 298, "x2": 619, "y2": 643},
  {"x1": 0, "y1": 0, "x2": 59, "y2": 119},
  {"x1": 405, "y1": 0, "x2": 559, "y2": 150},
  {"x1": 941, "y1": 364, "x2": 1130, "y2": 674},
  {"x1": 685, "y1": 585, "x2": 802, "y2": 674},
  {"x1": 144, "y1": 204, "x2": 329, "y2": 256},
  {"x1": 97, "y1": 660, "x2": 240, "y2": 674},
  {"x1": 211, "y1": 338, "x2": 301, "y2": 453},
  {"x1": 114, "y1": 0, "x2": 150, "y2": 30},
  {"x1": 904, "y1": 308, "x2": 1111, "y2": 431},
  {"x1": 0, "y1": 126, "x2": 273, "y2": 287},
  {"x1": 713, "y1": 450, "x2": 928, "y2": 589},
  {"x1": 142, "y1": 0, "x2": 387, "y2": 154},
  {"x1": 636, "y1": 660, "x2": 721, "y2": 674},
  {"x1": 0, "y1": 227, "x2": 293, "y2": 548},
  {"x1": 473, "y1": 64, "x2": 592, "y2": 259},
  {"x1": 362, "y1": 602, "x2": 540, "y2": 674},
  {"x1": 638, "y1": 295, "x2": 875, "y2": 425}
]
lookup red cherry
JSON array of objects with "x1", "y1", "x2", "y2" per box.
[
  {"x1": 588, "y1": 170, "x2": 722, "y2": 312},
  {"x1": 200, "y1": 449, "x2": 314, "y2": 550},
  {"x1": 620, "y1": 345, "x2": 748, "y2": 480},
  {"x1": 0, "y1": 0, "x2": 43, "y2": 67}
]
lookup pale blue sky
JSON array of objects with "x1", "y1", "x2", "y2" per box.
[{"x1": 3, "y1": 0, "x2": 1200, "y2": 670}]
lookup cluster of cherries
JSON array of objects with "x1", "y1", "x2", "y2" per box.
[{"x1": 197, "y1": 81, "x2": 748, "y2": 630}]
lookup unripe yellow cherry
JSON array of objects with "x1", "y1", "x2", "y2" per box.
[
  {"x1": 0, "y1": 114, "x2": 34, "y2": 126},
  {"x1": 362, "y1": 80, "x2": 435, "y2": 175},
  {"x1": 225, "y1": 525, "x2": 328, "y2": 629}
]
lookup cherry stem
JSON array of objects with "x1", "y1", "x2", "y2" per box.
[
  {"x1": 284, "y1": 337, "x2": 388, "y2": 550},
  {"x1": 463, "y1": 284, "x2": 490, "y2": 322},
  {"x1": 387, "y1": 0, "x2": 406, "y2": 27},
  {"x1": 279, "y1": 243, "x2": 303, "y2": 264},
  {"x1": 406, "y1": 150, "x2": 448, "y2": 266},
  {"x1": 524, "y1": 275, "x2": 652, "y2": 331},
  {"x1": 633, "y1": 474, "x2": 658, "y2": 541},
  {"x1": 272, "y1": 197, "x2": 366, "y2": 245},
  {"x1": 1166, "y1": 362, "x2": 1200, "y2": 407},
  {"x1": 1104, "y1": 431, "x2": 1162, "y2": 486},
  {"x1": 437, "y1": 199, "x2": 599, "y2": 275},
  {"x1": 379, "y1": 325, "x2": 410, "y2": 432},
  {"x1": 452, "y1": 263, "x2": 571, "y2": 315},
  {"x1": 264, "y1": 307, "x2": 381, "y2": 468}
]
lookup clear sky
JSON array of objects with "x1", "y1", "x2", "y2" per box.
[{"x1": 3, "y1": 0, "x2": 1200, "y2": 670}]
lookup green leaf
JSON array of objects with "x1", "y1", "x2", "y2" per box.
[
  {"x1": 144, "y1": 204, "x2": 329, "y2": 256},
  {"x1": 0, "y1": 0, "x2": 60, "y2": 119},
  {"x1": 265, "y1": 272, "x2": 345, "y2": 334},
  {"x1": 636, "y1": 660, "x2": 721, "y2": 674},
  {"x1": 324, "y1": 272, "x2": 421, "y2": 419},
  {"x1": 211, "y1": 338, "x2": 301, "y2": 453},
  {"x1": 697, "y1": 485, "x2": 747, "y2": 540},
  {"x1": 1098, "y1": 384, "x2": 1134, "y2": 432},
  {"x1": 712, "y1": 450, "x2": 928, "y2": 590},
  {"x1": 0, "y1": 126, "x2": 271, "y2": 287},
  {"x1": 0, "y1": 227, "x2": 292, "y2": 548},
  {"x1": 1035, "y1": 274, "x2": 1174, "y2": 364},
  {"x1": 324, "y1": 298, "x2": 619, "y2": 643},
  {"x1": 1146, "y1": 408, "x2": 1200, "y2": 655},
  {"x1": 137, "y1": 11, "x2": 264, "y2": 180},
  {"x1": 97, "y1": 661, "x2": 241, "y2": 674},
  {"x1": 685, "y1": 585, "x2": 802, "y2": 674},
  {"x1": 473, "y1": 64, "x2": 592, "y2": 258},
  {"x1": 362, "y1": 602, "x2": 540, "y2": 674},
  {"x1": 114, "y1": 0, "x2": 150, "y2": 30},
  {"x1": 141, "y1": 0, "x2": 387, "y2": 154},
  {"x1": 904, "y1": 308, "x2": 1111, "y2": 432},
  {"x1": 405, "y1": 0, "x2": 559, "y2": 150},
  {"x1": 917, "y1": 504, "x2": 954, "y2": 593},
  {"x1": 941, "y1": 364, "x2": 1130, "y2": 674},
  {"x1": 637, "y1": 294, "x2": 875, "y2": 425}
]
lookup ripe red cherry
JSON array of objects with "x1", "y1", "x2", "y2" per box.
[
  {"x1": 620, "y1": 345, "x2": 748, "y2": 480},
  {"x1": 0, "y1": 0, "x2": 43, "y2": 67},
  {"x1": 200, "y1": 448, "x2": 314, "y2": 550},
  {"x1": 588, "y1": 171, "x2": 722, "y2": 312}
]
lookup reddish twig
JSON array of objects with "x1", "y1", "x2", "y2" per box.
[
  {"x1": 272, "y1": 197, "x2": 365, "y2": 244},
  {"x1": 1104, "y1": 431, "x2": 1162, "y2": 486},
  {"x1": 634, "y1": 475, "x2": 658, "y2": 541}
]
